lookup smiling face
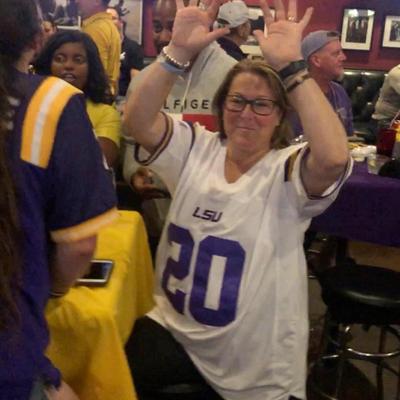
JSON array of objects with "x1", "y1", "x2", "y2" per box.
[
  {"x1": 50, "y1": 41, "x2": 89, "y2": 90},
  {"x1": 152, "y1": 0, "x2": 177, "y2": 53},
  {"x1": 222, "y1": 72, "x2": 282, "y2": 156}
]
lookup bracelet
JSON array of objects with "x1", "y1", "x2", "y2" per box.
[
  {"x1": 278, "y1": 60, "x2": 307, "y2": 81},
  {"x1": 286, "y1": 72, "x2": 311, "y2": 93},
  {"x1": 160, "y1": 46, "x2": 191, "y2": 71},
  {"x1": 284, "y1": 68, "x2": 308, "y2": 88},
  {"x1": 157, "y1": 58, "x2": 187, "y2": 75}
]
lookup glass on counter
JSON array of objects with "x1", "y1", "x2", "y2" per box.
[
  {"x1": 376, "y1": 127, "x2": 396, "y2": 157},
  {"x1": 367, "y1": 154, "x2": 390, "y2": 175}
]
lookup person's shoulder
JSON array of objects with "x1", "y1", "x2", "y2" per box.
[
  {"x1": 193, "y1": 122, "x2": 218, "y2": 136},
  {"x1": 83, "y1": 12, "x2": 116, "y2": 32},
  {"x1": 388, "y1": 65, "x2": 400, "y2": 84},
  {"x1": 189, "y1": 122, "x2": 221, "y2": 151},
  {"x1": 330, "y1": 80, "x2": 345, "y2": 91},
  {"x1": 18, "y1": 71, "x2": 60, "y2": 95},
  {"x1": 268, "y1": 144, "x2": 307, "y2": 175},
  {"x1": 196, "y1": 42, "x2": 236, "y2": 75},
  {"x1": 211, "y1": 42, "x2": 237, "y2": 65},
  {"x1": 123, "y1": 37, "x2": 143, "y2": 59},
  {"x1": 22, "y1": 72, "x2": 47, "y2": 93},
  {"x1": 331, "y1": 80, "x2": 350, "y2": 98},
  {"x1": 19, "y1": 77, "x2": 84, "y2": 169},
  {"x1": 86, "y1": 98, "x2": 106, "y2": 112},
  {"x1": 86, "y1": 99, "x2": 119, "y2": 119},
  {"x1": 389, "y1": 64, "x2": 400, "y2": 75},
  {"x1": 29, "y1": 75, "x2": 82, "y2": 106},
  {"x1": 123, "y1": 36, "x2": 140, "y2": 48},
  {"x1": 216, "y1": 37, "x2": 244, "y2": 61},
  {"x1": 275, "y1": 143, "x2": 305, "y2": 158},
  {"x1": 176, "y1": 120, "x2": 218, "y2": 140}
]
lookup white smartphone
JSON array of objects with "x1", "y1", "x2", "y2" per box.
[{"x1": 76, "y1": 259, "x2": 114, "y2": 287}]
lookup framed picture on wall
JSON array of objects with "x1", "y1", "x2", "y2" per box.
[
  {"x1": 382, "y1": 15, "x2": 400, "y2": 48},
  {"x1": 240, "y1": 7, "x2": 274, "y2": 57},
  {"x1": 109, "y1": 0, "x2": 143, "y2": 44},
  {"x1": 39, "y1": 0, "x2": 81, "y2": 30},
  {"x1": 340, "y1": 8, "x2": 375, "y2": 51}
]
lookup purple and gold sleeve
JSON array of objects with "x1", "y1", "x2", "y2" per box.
[{"x1": 45, "y1": 94, "x2": 118, "y2": 242}]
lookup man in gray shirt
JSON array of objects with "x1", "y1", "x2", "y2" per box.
[
  {"x1": 123, "y1": 0, "x2": 236, "y2": 250},
  {"x1": 373, "y1": 64, "x2": 400, "y2": 125}
]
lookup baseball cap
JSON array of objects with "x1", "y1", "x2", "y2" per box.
[
  {"x1": 301, "y1": 30, "x2": 341, "y2": 60},
  {"x1": 217, "y1": 1, "x2": 251, "y2": 28}
]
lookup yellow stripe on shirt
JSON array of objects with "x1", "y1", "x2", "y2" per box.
[
  {"x1": 285, "y1": 148, "x2": 303, "y2": 182},
  {"x1": 21, "y1": 77, "x2": 81, "y2": 168},
  {"x1": 50, "y1": 208, "x2": 120, "y2": 243}
]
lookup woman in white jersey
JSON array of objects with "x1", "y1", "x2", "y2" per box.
[{"x1": 124, "y1": 1, "x2": 352, "y2": 399}]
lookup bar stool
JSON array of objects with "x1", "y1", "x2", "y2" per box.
[{"x1": 309, "y1": 264, "x2": 400, "y2": 400}]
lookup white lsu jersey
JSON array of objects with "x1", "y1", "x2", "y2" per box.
[{"x1": 137, "y1": 120, "x2": 352, "y2": 400}]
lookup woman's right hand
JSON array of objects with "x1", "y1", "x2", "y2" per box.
[{"x1": 166, "y1": 0, "x2": 230, "y2": 64}]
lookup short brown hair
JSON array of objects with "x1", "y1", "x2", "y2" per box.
[{"x1": 212, "y1": 59, "x2": 293, "y2": 149}]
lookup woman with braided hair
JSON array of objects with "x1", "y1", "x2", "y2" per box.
[{"x1": 0, "y1": 0, "x2": 117, "y2": 398}]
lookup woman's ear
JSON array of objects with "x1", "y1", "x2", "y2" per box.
[
  {"x1": 309, "y1": 53, "x2": 320, "y2": 69},
  {"x1": 31, "y1": 31, "x2": 45, "y2": 54}
]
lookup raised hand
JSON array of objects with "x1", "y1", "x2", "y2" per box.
[
  {"x1": 253, "y1": 0, "x2": 313, "y2": 70},
  {"x1": 167, "y1": 0, "x2": 230, "y2": 63}
]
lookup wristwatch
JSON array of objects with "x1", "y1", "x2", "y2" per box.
[{"x1": 278, "y1": 60, "x2": 307, "y2": 81}]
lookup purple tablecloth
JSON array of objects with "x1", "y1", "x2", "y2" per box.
[{"x1": 311, "y1": 162, "x2": 400, "y2": 247}]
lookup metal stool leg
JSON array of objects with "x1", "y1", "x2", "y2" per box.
[
  {"x1": 317, "y1": 312, "x2": 331, "y2": 357},
  {"x1": 333, "y1": 324, "x2": 351, "y2": 399},
  {"x1": 396, "y1": 352, "x2": 400, "y2": 400},
  {"x1": 376, "y1": 327, "x2": 387, "y2": 400}
]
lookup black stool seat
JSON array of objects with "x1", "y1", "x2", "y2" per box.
[
  {"x1": 319, "y1": 265, "x2": 400, "y2": 325},
  {"x1": 148, "y1": 383, "x2": 222, "y2": 400}
]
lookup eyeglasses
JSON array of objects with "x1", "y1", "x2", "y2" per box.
[{"x1": 224, "y1": 95, "x2": 277, "y2": 116}]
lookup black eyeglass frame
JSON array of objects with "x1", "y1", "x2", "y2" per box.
[{"x1": 224, "y1": 94, "x2": 278, "y2": 116}]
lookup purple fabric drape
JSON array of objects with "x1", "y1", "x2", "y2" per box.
[{"x1": 311, "y1": 162, "x2": 400, "y2": 247}]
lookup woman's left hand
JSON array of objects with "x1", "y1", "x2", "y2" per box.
[
  {"x1": 253, "y1": 0, "x2": 313, "y2": 70},
  {"x1": 167, "y1": 0, "x2": 230, "y2": 64}
]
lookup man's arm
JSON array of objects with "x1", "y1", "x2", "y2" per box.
[
  {"x1": 123, "y1": 2, "x2": 228, "y2": 152},
  {"x1": 254, "y1": 0, "x2": 348, "y2": 196},
  {"x1": 289, "y1": 78, "x2": 349, "y2": 195}
]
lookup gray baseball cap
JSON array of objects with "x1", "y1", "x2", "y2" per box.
[
  {"x1": 217, "y1": 0, "x2": 251, "y2": 28},
  {"x1": 301, "y1": 30, "x2": 341, "y2": 60}
]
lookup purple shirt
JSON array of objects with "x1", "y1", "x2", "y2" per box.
[
  {"x1": 0, "y1": 72, "x2": 116, "y2": 399},
  {"x1": 289, "y1": 81, "x2": 353, "y2": 137}
]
